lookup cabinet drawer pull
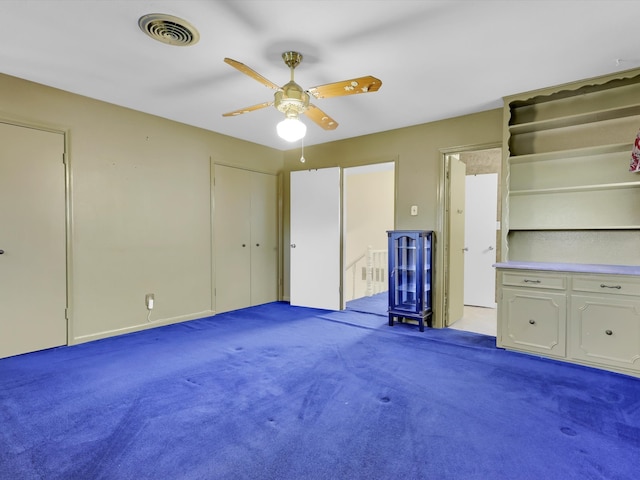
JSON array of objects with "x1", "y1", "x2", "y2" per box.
[
  {"x1": 528, "y1": 319, "x2": 535, "y2": 325},
  {"x1": 605, "y1": 329, "x2": 613, "y2": 336},
  {"x1": 600, "y1": 284, "x2": 621, "y2": 289},
  {"x1": 524, "y1": 279, "x2": 541, "y2": 284}
]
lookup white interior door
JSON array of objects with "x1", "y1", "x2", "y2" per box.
[
  {"x1": 446, "y1": 154, "x2": 466, "y2": 326},
  {"x1": 290, "y1": 167, "x2": 341, "y2": 310},
  {"x1": 214, "y1": 164, "x2": 251, "y2": 313},
  {"x1": 464, "y1": 173, "x2": 498, "y2": 308},
  {"x1": 0, "y1": 122, "x2": 67, "y2": 358}
]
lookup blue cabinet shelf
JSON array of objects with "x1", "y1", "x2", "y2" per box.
[{"x1": 387, "y1": 230, "x2": 433, "y2": 332}]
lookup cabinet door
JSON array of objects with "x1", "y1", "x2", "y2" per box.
[
  {"x1": 570, "y1": 294, "x2": 640, "y2": 372},
  {"x1": 421, "y1": 232, "x2": 432, "y2": 312},
  {"x1": 500, "y1": 287, "x2": 566, "y2": 357}
]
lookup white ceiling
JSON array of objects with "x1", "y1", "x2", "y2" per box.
[{"x1": 1, "y1": 1, "x2": 639, "y2": 150}]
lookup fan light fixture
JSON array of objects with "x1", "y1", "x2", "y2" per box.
[
  {"x1": 222, "y1": 51, "x2": 382, "y2": 141},
  {"x1": 277, "y1": 115, "x2": 307, "y2": 142}
]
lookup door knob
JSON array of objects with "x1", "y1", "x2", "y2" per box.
[
  {"x1": 290, "y1": 244, "x2": 296, "y2": 248},
  {"x1": 488, "y1": 246, "x2": 494, "y2": 251},
  {"x1": 463, "y1": 247, "x2": 468, "y2": 252}
]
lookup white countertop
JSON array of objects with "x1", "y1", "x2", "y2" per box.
[{"x1": 494, "y1": 261, "x2": 640, "y2": 276}]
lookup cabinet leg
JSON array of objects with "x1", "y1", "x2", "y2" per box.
[
  {"x1": 419, "y1": 318, "x2": 424, "y2": 332},
  {"x1": 388, "y1": 314, "x2": 394, "y2": 327}
]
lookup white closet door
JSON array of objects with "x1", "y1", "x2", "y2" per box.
[
  {"x1": 214, "y1": 164, "x2": 252, "y2": 313},
  {"x1": 290, "y1": 167, "x2": 341, "y2": 310},
  {"x1": 0, "y1": 123, "x2": 67, "y2": 358},
  {"x1": 214, "y1": 164, "x2": 278, "y2": 313},
  {"x1": 250, "y1": 171, "x2": 278, "y2": 306}
]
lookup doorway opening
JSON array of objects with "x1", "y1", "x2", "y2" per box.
[
  {"x1": 441, "y1": 145, "x2": 501, "y2": 336},
  {"x1": 343, "y1": 162, "x2": 395, "y2": 311}
]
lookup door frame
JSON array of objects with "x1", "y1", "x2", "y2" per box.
[
  {"x1": 436, "y1": 142, "x2": 500, "y2": 328},
  {"x1": 1, "y1": 115, "x2": 72, "y2": 345}
]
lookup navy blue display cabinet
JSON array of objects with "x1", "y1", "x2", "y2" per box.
[{"x1": 387, "y1": 230, "x2": 434, "y2": 332}]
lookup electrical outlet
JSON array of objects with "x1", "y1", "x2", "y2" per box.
[
  {"x1": 145, "y1": 293, "x2": 154, "y2": 310},
  {"x1": 410, "y1": 205, "x2": 418, "y2": 216}
]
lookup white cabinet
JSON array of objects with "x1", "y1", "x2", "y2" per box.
[
  {"x1": 213, "y1": 164, "x2": 278, "y2": 313},
  {"x1": 497, "y1": 264, "x2": 640, "y2": 377}
]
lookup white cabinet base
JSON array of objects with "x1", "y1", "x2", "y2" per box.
[{"x1": 496, "y1": 263, "x2": 640, "y2": 378}]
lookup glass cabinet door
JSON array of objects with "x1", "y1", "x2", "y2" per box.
[{"x1": 422, "y1": 234, "x2": 431, "y2": 312}]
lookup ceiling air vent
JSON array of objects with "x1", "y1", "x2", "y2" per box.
[{"x1": 138, "y1": 14, "x2": 200, "y2": 46}]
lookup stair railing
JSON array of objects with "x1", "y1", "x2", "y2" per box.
[{"x1": 345, "y1": 246, "x2": 388, "y2": 301}]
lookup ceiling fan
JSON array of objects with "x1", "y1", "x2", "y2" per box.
[{"x1": 222, "y1": 51, "x2": 382, "y2": 142}]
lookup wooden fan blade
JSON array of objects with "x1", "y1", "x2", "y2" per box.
[
  {"x1": 222, "y1": 101, "x2": 273, "y2": 117},
  {"x1": 304, "y1": 104, "x2": 338, "y2": 130},
  {"x1": 224, "y1": 58, "x2": 281, "y2": 90},
  {"x1": 307, "y1": 76, "x2": 382, "y2": 99}
]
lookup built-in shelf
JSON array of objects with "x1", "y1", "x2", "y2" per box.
[
  {"x1": 509, "y1": 104, "x2": 640, "y2": 135},
  {"x1": 508, "y1": 225, "x2": 640, "y2": 231},
  {"x1": 508, "y1": 142, "x2": 633, "y2": 164},
  {"x1": 510, "y1": 181, "x2": 640, "y2": 196}
]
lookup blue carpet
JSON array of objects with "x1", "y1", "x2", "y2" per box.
[
  {"x1": 345, "y1": 292, "x2": 388, "y2": 316},
  {"x1": 1, "y1": 302, "x2": 639, "y2": 479}
]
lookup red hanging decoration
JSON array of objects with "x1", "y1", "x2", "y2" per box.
[{"x1": 630, "y1": 129, "x2": 640, "y2": 172}]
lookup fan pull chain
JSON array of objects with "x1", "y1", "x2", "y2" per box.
[{"x1": 300, "y1": 137, "x2": 306, "y2": 163}]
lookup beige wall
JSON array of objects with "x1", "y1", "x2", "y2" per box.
[
  {"x1": 282, "y1": 110, "x2": 503, "y2": 326},
  {"x1": 0, "y1": 73, "x2": 282, "y2": 344},
  {"x1": 1, "y1": 71, "x2": 502, "y2": 343}
]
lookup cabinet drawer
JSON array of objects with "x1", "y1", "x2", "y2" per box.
[
  {"x1": 501, "y1": 272, "x2": 566, "y2": 290},
  {"x1": 572, "y1": 275, "x2": 640, "y2": 297}
]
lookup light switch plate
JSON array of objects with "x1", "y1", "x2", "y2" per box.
[{"x1": 410, "y1": 205, "x2": 418, "y2": 216}]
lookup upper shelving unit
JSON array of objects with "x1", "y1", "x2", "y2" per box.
[{"x1": 502, "y1": 67, "x2": 640, "y2": 265}]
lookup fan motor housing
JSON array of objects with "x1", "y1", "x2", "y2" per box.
[{"x1": 275, "y1": 81, "x2": 309, "y2": 115}]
